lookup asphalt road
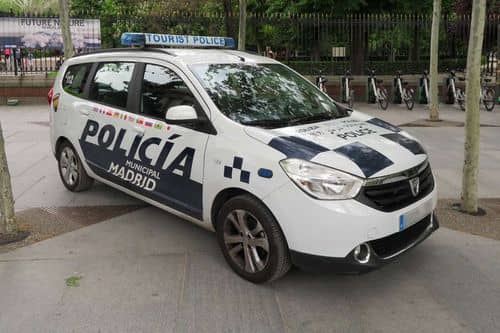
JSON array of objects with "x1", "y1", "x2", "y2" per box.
[{"x1": 0, "y1": 104, "x2": 499, "y2": 333}]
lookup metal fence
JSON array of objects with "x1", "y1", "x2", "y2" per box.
[{"x1": 1, "y1": 12, "x2": 499, "y2": 76}]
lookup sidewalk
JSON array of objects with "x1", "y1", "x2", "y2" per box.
[{"x1": 1, "y1": 206, "x2": 499, "y2": 332}]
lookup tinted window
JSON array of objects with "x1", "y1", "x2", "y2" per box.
[
  {"x1": 141, "y1": 64, "x2": 197, "y2": 119},
  {"x1": 62, "y1": 63, "x2": 92, "y2": 97},
  {"x1": 90, "y1": 62, "x2": 135, "y2": 109}
]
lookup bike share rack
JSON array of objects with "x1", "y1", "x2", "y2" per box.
[
  {"x1": 418, "y1": 76, "x2": 430, "y2": 104},
  {"x1": 393, "y1": 77, "x2": 402, "y2": 104},
  {"x1": 366, "y1": 77, "x2": 376, "y2": 103}
]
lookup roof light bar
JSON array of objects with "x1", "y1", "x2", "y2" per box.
[{"x1": 120, "y1": 32, "x2": 235, "y2": 49}]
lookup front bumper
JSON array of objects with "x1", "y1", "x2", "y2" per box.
[{"x1": 290, "y1": 213, "x2": 439, "y2": 273}]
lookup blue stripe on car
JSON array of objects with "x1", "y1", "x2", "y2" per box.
[
  {"x1": 268, "y1": 136, "x2": 329, "y2": 160},
  {"x1": 366, "y1": 118, "x2": 401, "y2": 132},
  {"x1": 381, "y1": 133, "x2": 425, "y2": 155},
  {"x1": 334, "y1": 142, "x2": 394, "y2": 177}
]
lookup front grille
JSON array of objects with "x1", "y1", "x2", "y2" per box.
[
  {"x1": 355, "y1": 163, "x2": 434, "y2": 212},
  {"x1": 369, "y1": 215, "x2": 431, "y2": 258}
]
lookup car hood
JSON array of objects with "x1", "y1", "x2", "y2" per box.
[{"x1": 244, "y1": 111, "x2": 427, "y2": 178}]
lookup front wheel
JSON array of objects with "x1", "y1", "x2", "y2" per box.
[
  {"x1": 483, "y1": 87, "x2": 495, "y2": 111},
  {"x1": 216, "y1": 195, "x2": 291, "y2": 283},
  {"x1": 404, "y1": 89, "x2": 415, "y2": 110},
  {"x1": 377, "y1": 87, "x2": 389, "y2": 110}
]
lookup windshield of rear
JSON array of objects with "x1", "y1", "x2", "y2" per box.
[{"x1": 190, "y1": 63, "x2": 342, "y2": 128}]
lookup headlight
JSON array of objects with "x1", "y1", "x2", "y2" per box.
[{"x1": 279, "y1": 158, "x2": 363, "y2": 200}]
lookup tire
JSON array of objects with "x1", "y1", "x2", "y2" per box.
[
  {"x1": 378, "y1": 88, "x2": 389, "y2": 110},
  {"x1": 216, "y1": 195, "x2": 291, "y2": 283},
  {"x1": 483, "y1": 87, "x2": 495, "y2": 111},
  {"x1": 57, "y1": 141, "x2": 94, "y2": 192},
  {"x1": 404, "y1": 89, "x2": 415, "y2": 110}
]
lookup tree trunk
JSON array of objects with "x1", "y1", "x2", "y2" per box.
[
  {"x1": 350, "y1": 15, "x2": 366, "y2": 75},
  {"x1": 461, "y1": 0, "x2": 487, "y2": 214},
  {"x1": 429, "y1": 0, "x2": 441, "y2": 121},
  {"x1": 58, "y1": 0, "x2": 74, "y2": 59},
  {"x1": 0, "y1": 120, "x2": 17, "y2": 234},
  {"x1": 238, "y1": 0, "x2": 247, "y2": 51},
  {"x1": 223, "y1": 0, "x2": 235, "y2": 39}
]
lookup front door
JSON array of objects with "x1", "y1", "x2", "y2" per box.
[{"x1": 124, "y1": 63, "x2": 211, "y2": 220}]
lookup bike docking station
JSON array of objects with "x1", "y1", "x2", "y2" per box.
[
  {"x1": 418, "y1": 72, "x2": 430, "y2": 104},
  {"x1": 393, "y1": 76, "x2": 402, "y2": 104},
  {"x1": 366, "y1": 76, "x2": 377, "y2": 104}
]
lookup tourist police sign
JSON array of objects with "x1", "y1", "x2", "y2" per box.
[{"x1": 120, "y1": 32, "x2": 235, "y2": 49}]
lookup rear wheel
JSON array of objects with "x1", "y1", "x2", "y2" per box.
[
  {"x1": 216, "y1": 195, "x2": 291, "y2": 283},
  {"x1": 483, "y1": 87, "x2": 495, "y2": 111},
  {"x1": 57, "y1": 142, "x2": 93, "y2": 192},
  {"x1": 378, "y1": 87, "x2": 389, "y2": 110}
]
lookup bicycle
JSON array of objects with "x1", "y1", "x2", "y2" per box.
[
  {"x1": 445, "y1": 69, "x2": 466, "y2": 110},
  {"x1": 367, "y1": 69, "x2": 388, "y2": 110},
  {"x1": 452, "y1": 70, "x2": 496, "y2": 112},
  {"x1": 419, "y1": 70, "x2": 430, "y2": 104},
  {"x1": 394, "y1": 70, "x2": 415, "y2": 110},
  {"x1": 341, "y1": 69, "x2": 354, "y2": 108},
  {"x1": 480, "y1": 72, "x2": 495, "y2": 112},
  {"x1": 315, "y1": 68, "x2": 328, "y2": 93}
]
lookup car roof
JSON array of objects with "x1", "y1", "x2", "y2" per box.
[{"x1": 68, "y1": 47, "x2": 278, "y2": 66}]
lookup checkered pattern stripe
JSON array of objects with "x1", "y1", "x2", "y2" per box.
[{"x1": 224, "y1": 157, "x2": 250, "y2": 183}]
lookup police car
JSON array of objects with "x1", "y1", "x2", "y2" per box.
[{"x1": 49, "y1": 32, "x2": 438, "y2": 283}]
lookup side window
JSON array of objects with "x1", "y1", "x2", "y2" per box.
[
  {"x1": 62, "y1": 63, "x2": 92, "y2": 97},
  {"x1": 141, "y1": 64, "x2": 198, "y2": 119},
  {"x1": 90, "y1": 62, "x2": 135, "y2": 109}
]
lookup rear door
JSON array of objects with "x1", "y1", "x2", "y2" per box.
[{"x1": 76, "y1": 60, "x2": 143, "y2": 189}]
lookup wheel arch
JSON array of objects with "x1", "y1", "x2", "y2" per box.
[
  {"x1": 210, "y1": 187, "x2": 279, "y2": 232},
  {"x1": 55, "y1": 136, "x2": 72, "y2": 158}
]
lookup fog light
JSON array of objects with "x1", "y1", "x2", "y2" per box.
[{"x1": 354, "y1": 243, "x2": 371, "y2": 264}]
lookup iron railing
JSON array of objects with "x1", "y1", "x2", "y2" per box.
[{"x1": 1, "y1": 12, "x2": 498, "y2": 76}]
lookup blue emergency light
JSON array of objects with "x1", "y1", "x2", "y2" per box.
[{"x1": 120, "y1": 32, "x2": 235, "y2": 49}]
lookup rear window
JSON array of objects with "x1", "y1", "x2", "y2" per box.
[
  {"x1": 62, "y1": 63, "x2": 92, "y2": 97},
  {"x1": 89, "y1": 62, "x2": 135, "y2": 109}
]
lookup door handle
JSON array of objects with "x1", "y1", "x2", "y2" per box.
[
  {"x1": 133, "y1": 126, "x2": 145, "y2": 136},
  {"x1": 79, "y1": 109, "x2": 89, "y2": 116}
]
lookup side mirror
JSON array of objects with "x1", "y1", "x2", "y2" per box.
[{"x1": 165, "y1": 105, "x2": 198, "y2": 123}]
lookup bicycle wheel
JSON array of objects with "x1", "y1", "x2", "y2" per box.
[
  {"x1": 457, "y1": 89, "x2": 466, "y2": 111},
  {"x1": 404, "y1": 89, "x2": 415, "y2": 110},
  {"x1": 378, "y1": 88, "x2": 389, "y2": 110},
  {"x1": 483, "y1": 87, "x2": 495, "y2": 111}
]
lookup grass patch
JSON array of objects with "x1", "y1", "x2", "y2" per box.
[{"x1": 65, "y1": 275, "x2": 82, "y2": 287}]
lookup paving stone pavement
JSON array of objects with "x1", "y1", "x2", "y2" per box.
[{"x1": 1, "y1": 104, "x2": 500, "y2": 333}]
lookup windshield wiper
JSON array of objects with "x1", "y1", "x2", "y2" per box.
[
  {"x1": 240, "y1": 119, "x2": 293, "y2": 128},
  {"x1": 287, "y1": 113, "x2": 335, "y2": 126}
]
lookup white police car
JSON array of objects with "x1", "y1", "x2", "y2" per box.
[{"x1": 49, "y1": 33, "x2": 438, "y2": 283}]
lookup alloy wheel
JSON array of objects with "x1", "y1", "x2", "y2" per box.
[
  {"x1": 223, "y1": 209, "x2": 270, "y2": 273},
  {"x1": 59, "y1": 147, "x2": 79, "y2": 186}
]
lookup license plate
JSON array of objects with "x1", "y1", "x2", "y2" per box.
[{"x1": 399, "y1": 199, "x2": 433, "y2": 231}]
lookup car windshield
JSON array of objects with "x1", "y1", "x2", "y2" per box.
[{"x1": 190, "y1": 63, "x2": 343, "y2": 128}]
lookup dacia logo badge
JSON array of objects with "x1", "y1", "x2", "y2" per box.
[{"x1": 409, "y1": 177, "x2": 420, "y2": 197}]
